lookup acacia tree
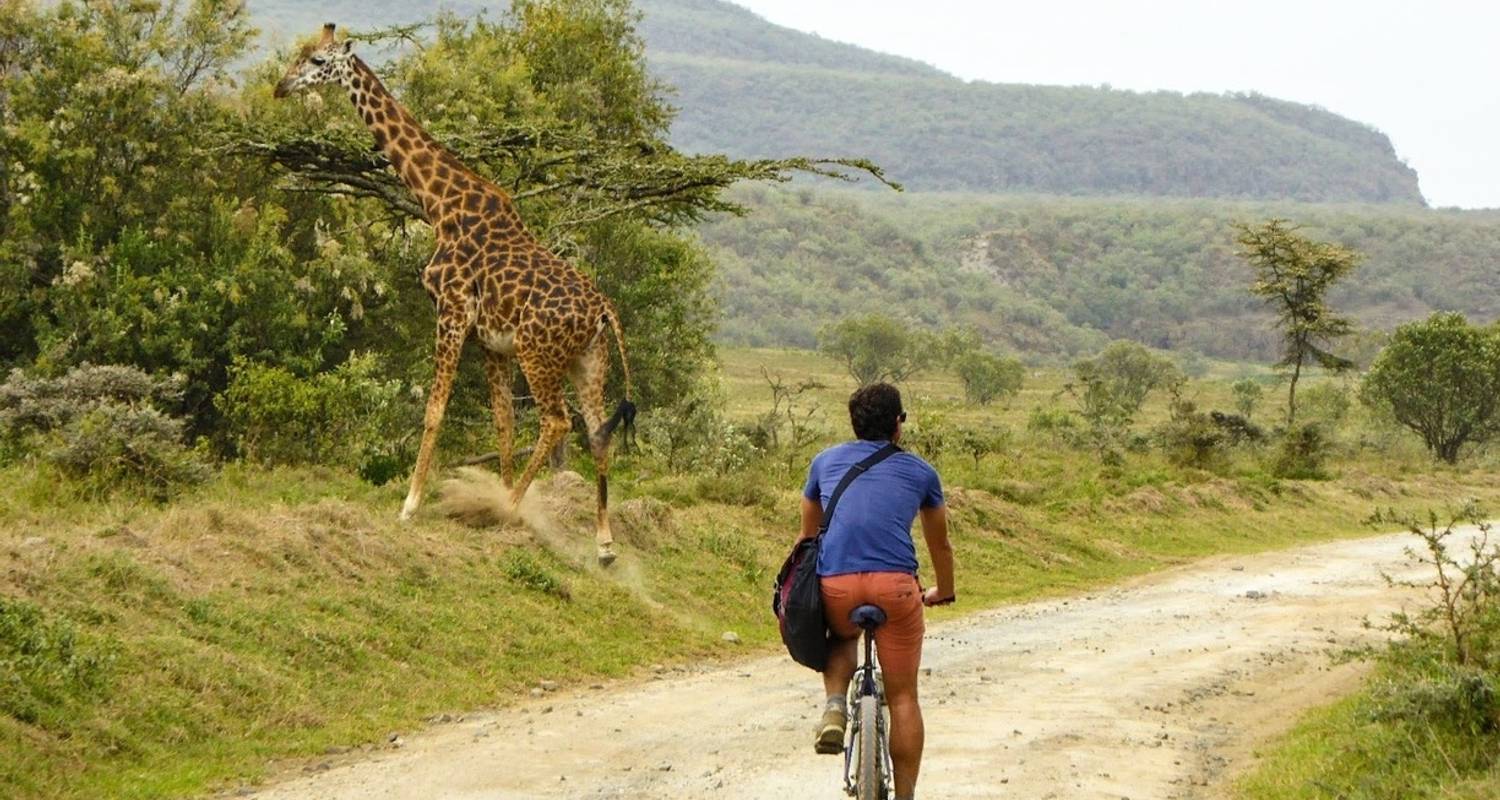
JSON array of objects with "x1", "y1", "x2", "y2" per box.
[
  {"x1": 1235, "y1": 220, "x2": 1360, "y2": 426},
  {"x1": 1361, "y1": 313, "x2": 1500, "y2": 463}
]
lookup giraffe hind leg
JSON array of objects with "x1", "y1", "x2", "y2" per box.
[
  {"x1": 570, "y1": 337, "x2": 617, "y2": 566},
  {"x1": 482, "y1": 350, "x2": 516, "y2": 488},
  {"x1": 507, "y1": 362, "x2": 571, "y2": 531}
]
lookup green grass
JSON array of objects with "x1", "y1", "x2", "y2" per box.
[
  {"x1": 1236, "y1": 659, "x2": 1500, "y2": 800},
  {"x1": 3, "y1": 348, "x2": 1498, "y2": 799}
]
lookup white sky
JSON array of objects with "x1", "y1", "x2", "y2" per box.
[{"x1": 731, "y1": 0, "x2": 1500, "y2": 209}]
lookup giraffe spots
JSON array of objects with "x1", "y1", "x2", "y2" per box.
[{"x1": 412, "y1": 150, "x2": 434, "y2": 170}]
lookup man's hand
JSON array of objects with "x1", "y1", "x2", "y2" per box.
[{"x1": 922, "y1": 587, "x2": 955, "y2": 607}]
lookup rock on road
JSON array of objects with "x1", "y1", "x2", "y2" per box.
[{"x1": 247, "y1": 530, "x2": 1444, "y2": 800}]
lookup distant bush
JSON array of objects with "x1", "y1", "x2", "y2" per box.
[
  {"x1": 217, "y1": 354, "x2": 414, "y2": 479},
  {"x1": 818, "y1": 313, "x2": 929, "y2": 386},
  {"x1": 1026, "y1": 404, "x2": 1079, "y2": 446},
  {"x1": 0, "y1": 364, "x2": 208, "y2": 497},
  {"x1": 1299, "y1": 382, "x2": 1352, "y2": 430},
  {"x1": 1069, "y1": 341, "x2": 1182, "y2": 432},
  {"x1": 1231, "y1": 378, "x2": 1264, "y2": 420},
  {"x1": 1154, "y1": 395, "x2": 1229, "y2": 470},
  {"x1": 1272, "y1": 423, "x2": 1331, "y2": 479},
  {"x1": 954, "y1": 351, "x2": 1024, "y2": 406},
  {"x1": 637, "y1": 383, "x2": 760, "y2": 473}
]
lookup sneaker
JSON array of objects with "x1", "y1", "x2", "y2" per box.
[{"x1": 814, "y1": 707, "x2": 846, "y2": 754}]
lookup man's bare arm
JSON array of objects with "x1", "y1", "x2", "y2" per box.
[
  {"x1": 799, "y1": 496, "x2": 823, "y2": 542},
  {"x1": 919, "y1": 505, "x2": 955, "y2": 604}
]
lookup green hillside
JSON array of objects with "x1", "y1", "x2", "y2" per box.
[
  {"x1": 702, "y1": 187, "x2": 1500, "y2": 359},
  {"x1": 246, "y1": 0, "x2": 1425, "y2": 204}
]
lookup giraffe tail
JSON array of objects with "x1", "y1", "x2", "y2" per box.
[{"x1": 598, "y1": 306, "x2": 636, "y2": 450}]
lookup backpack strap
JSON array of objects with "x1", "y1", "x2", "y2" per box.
[{"x1": 818, "y1": 442, "x2": 901, "y2": 535}]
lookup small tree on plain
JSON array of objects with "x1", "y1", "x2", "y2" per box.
[
  {"x1": 1069, "y1": 341, "x2": 1182, "y2": 431},
  {"x1": 818, "y1": 313, "x2": 929, "y2": 386},
  {"x1": 1235, "y1": 220, "x2": 1360, "y2": 426},
  {"x1": 955, "y1": 351, "x2": 1025, "y2": 406},
  {"x1": 1231, "y1": 378, "x2": 1263, "y2": 420},
  {"x1": 1360, "y1": 312, "x2": 1500, "y2": 464},
  {"x1": 1067, "y1": 341, "x2": 1182, "y2": 463}
]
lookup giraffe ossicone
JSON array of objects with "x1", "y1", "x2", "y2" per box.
[{"x1": 276, "y1": 23, "x2": 636, "y2": 566}]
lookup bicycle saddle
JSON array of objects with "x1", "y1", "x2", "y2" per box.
[{"x1": 849, "y1": 604, "x2": 887, "y2": 630}]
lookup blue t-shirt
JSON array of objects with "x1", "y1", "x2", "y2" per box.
[{"x1": 803, "y1": 440, "x2": 945, "y2": 577}]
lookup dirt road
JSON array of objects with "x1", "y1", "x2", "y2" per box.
[{"x1": 249, "y1": 530, "x2": 1440, "y2": 800}]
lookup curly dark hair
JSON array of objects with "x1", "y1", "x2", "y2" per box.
[{"x1": 848, "y1": 383, "x2": 904, "y2": 441}]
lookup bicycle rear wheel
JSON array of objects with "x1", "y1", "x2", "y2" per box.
[{"x1": 854, "y1": 694, "x2": 882, "y2": 800}]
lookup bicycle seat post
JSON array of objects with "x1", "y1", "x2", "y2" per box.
[{"x1": 848, "y1": 604, "x2": 886, "y2": 696}]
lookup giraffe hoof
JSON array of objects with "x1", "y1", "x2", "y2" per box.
[{"x1": 597, "y1": 544, "x2": 617, "y2": 568}]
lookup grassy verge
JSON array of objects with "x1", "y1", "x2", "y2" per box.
[
  {"x1": 1236, "y1": 655, "x2": 1500, "y2": 799},
  {"x1": 4, "y1": 349, "x2": 1499, "y2": 799},
  {"x1": 1235, "y1": 510, "x2": 1500, "y2": 800}
]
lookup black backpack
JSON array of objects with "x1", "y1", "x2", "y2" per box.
[{"x1": 772, "y1": 442, "x2": 900, "y2": 671}]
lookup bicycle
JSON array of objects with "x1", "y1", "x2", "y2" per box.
[{"x1": 843, "y1": 603, "x2": 893, "y2": 800}]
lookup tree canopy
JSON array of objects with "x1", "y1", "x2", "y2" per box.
[{"x1": 1361, "y1": 313, "x2": 1500, "y2": 464}]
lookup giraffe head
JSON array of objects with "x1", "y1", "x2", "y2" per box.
[{"x1": 273, "y1": 23, "x2": 356, "y2": 98}]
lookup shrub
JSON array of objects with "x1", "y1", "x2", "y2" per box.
[
  {"x1": 1299, "y1": 382, "x2": 1352, "y2": 430},
  {"x1": 500, "y1": 551, "x2": 571, "y2": 600},
  {"x1": 47, "y1": 404, "x2": 210, "y2": 497},
  {"x1": 1208, "y1": 411, "x2": 1264, "y2": 445},
  {"x1": 0, "y1": 597, "x2": 111, "y2": 729},
  {"x1": 954, "y1": 351, "x2": 1024, "y2": 405},
  {"x1": 1272, "y1": 423, "x2": 1331, "y2": 479},
  {"x1": 637, "y1": 383, "x2": 760, "y2": 473},
  {"x1": 1069, "y1": 341, "x2": 1182, "y2": 433},
  {"x1": 218, "y1": 353, "x2": 415, "y2": 478},
  {"x1": 1026, "y1": 404, "x2": 1078, "y2": 445},
  {"x1": 954, "y1": 425, "x2": 1011, "y2": 468},
  {"x1": 1154, "y1": 395, "x2": 1228, "y2": 469},
  {"x1": 0, "y1": 364, "x2": 207, "y2": 496}
]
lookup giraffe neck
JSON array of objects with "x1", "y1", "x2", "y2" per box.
[{"x1": 342, "y1": 57, "x2": 514, "y2": 224}]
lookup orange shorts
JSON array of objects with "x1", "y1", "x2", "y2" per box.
[{"x1": 821, "y1": 571, "x2": 925, "y2": 678}]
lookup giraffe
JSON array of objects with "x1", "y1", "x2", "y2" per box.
[{"x1": 275, "y1": 24, "x2": 636, "y2": 566}]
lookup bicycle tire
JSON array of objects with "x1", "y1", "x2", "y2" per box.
[{"x1": 854, "y1": 694, "x2": 881, "y2": 800}]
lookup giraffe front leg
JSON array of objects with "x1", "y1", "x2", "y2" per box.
[
  {"x1": 401, "y1": 312, "x2": 470, "y2": 522},
  {"x1": 482, "y1": 350, "x2": 516, "y2": 488}
]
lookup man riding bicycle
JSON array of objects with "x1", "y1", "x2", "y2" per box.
[{"x1": 799, "y1": 382, "x2": 955, "y2": 800}]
